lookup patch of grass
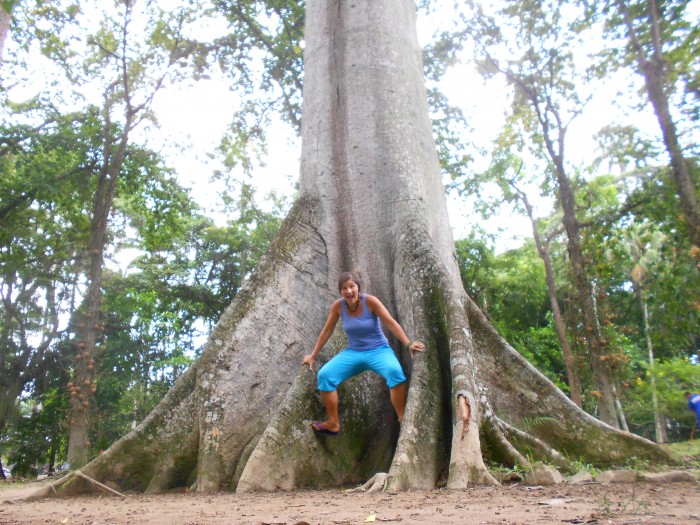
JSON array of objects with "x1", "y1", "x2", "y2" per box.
[
  {"x1": 569, "y1": 459, "x2": 600, "y2": 476},
  {"x1": 623, "y1": 456, "x2": 651, "y2": 471},
  {"x1": 485, "y1": 462, "x2": 527, "y2": 481},
  {"x1": 662, "y1": 439, "x2": 700, "y2": 468}
]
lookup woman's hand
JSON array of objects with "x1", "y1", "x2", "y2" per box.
[
  {"x1": 408, "y1": 341, "x2": 425, "y2": 359},
  {"x1": 302, "y1": 354, "x2": 315, "y2": 370}
]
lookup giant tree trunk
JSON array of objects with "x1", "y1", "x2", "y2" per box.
[{"x1": 51, "y1": 0, "x2": 669, "y2": 495}]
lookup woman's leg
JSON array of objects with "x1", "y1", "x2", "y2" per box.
[
  {"x1": 318, "y1": 390, "x2": 340, "y2": 433},
  {"x1": 315, "y1": 350, "x2": 367, "y2": 432},
  {"x1": 365, "y1": 345, "x2": 408, "y2": 421},
  {"x1": 389, "y1": 382, "x2": 407, "y2": 422}
]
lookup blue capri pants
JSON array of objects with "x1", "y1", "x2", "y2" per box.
[{"x1": 317, "y1": 344, "x2": 406, "y2": 392}]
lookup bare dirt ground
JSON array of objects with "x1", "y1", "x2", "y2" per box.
[{"x1": 1, "y1": 479, "x2": 699, "y2": 525}]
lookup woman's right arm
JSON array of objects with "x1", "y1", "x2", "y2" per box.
[{"x1": 302, "y1": 300, "x2": 341, "y2": 370}]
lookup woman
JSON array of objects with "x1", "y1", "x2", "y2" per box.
[{"x1": 302, "y1": 272, "x2": 424, "y2": 436}]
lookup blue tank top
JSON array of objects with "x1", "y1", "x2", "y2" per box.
[{"x1": 340, "y1": 294, "x2": 389, "y2": 351}]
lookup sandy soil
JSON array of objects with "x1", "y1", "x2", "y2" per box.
[{"x1": 1, "y1": 479, "x2": 699, "y2": 525}]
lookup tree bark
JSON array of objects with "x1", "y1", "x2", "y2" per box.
[
  {"x1": 0, "y1": 3, "x2": 10, "y2": 63},
  {"x1": 47, "y1": 0, "x2": 670, "y2": 495}
]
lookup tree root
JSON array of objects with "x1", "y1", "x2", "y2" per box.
[
  {"x1": 2, "y1": 470, "x2": 126, "y2": 504},
  {"x1": 492, "y1": 415, "x2": 571, "y2": 470},
  {"x1": 346, "y1": 472, "x2": 388, "y2": 493},
  {"x1": 485, "y1": 413, "x2": 531, "y2": 469}
]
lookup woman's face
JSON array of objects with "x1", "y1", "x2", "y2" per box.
[{"x1": 340, "y1": 279, "x2": 359, "y2": 304}]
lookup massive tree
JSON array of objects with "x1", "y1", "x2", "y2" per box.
[{"x1": 49, "y1": 0, "x2": 668, "y2": 494}]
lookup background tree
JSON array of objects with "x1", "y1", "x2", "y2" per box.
[
  {"x1": 460, "y1": 123, "x2": 583, "y2": 406},
  {"x1": 611, "y1": 223, "x2": 668, "y2": 443},
  {"x1": 597, "y1": 0, "x2": 699, "y2": 252},
  {"x1": 19, "y1": 0, "x2": 210, "y2": 468},
  {"x1": 0, "y1": 105, "x2": 99, "y2": 466},
  {"x1": 590, "y1": 121, "x2": 699, "y2": 437},
  {"x1": 1, "y1": 0, "x2": 293, "y2": 473},
  {"x1": 454, "y1": 0, "x2": 626, "y2": 426},
  {"x1": 0, "y1": 115, "x2": 284, "y2": 473}
]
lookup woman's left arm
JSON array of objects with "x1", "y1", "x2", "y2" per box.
[{"x1": 365, "y1": 295, "x2": 425, "y2": 357}]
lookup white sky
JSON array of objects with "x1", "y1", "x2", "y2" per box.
[{"x1": 147, "y1": 70, "x2": 299, "y2": 220}]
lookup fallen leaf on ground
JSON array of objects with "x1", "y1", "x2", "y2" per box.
[{"x1": 364, "y1": 513, "x2": 377, "y2": 522}]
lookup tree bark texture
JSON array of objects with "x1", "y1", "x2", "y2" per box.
[
  {"x1": 53, "y1": 0, "x2": 670, "y2": 495},
  {"x1": 0, "y1": 4, "x2": 10, "y2": 64}
]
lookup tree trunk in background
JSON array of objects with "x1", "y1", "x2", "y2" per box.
[
  {"x1": 642, "y1": 59, "x2": 700, "y2": 250},
  {"x1": 0, "y1": 3, "x2": 10, "y2": 63},
  {"x1": 50, "y1": 0, "x2": 670, "y2": 496},
  {"x1": 539, "y1": 129, "x2": 619, "y2": 428},
  {"x1": 634, "y1": 283, "x2": 666, "y2": 444},
  {"x1": 519, "y1": 192, "x2": 582, "y2": 408},
  {"x1": 65, "y1": 24, "x2": 138, "y2": 462},
  {"x1": 500, "y1": 36, "x2": 620, "y2": 426},
  {"x1": 66, "y1": 119, "x2": 127, "y2": 468},
  {"x1": 617, "y1": 0, "x2": 700, "y2": 251}
]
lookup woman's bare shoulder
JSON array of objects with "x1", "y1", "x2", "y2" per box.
[
  {"x1": 330, "y1": 298, "x2": 343, "y2": 313},
  {"x1": 363, "y1": 294, "x2": 385, "y2": 310}
]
